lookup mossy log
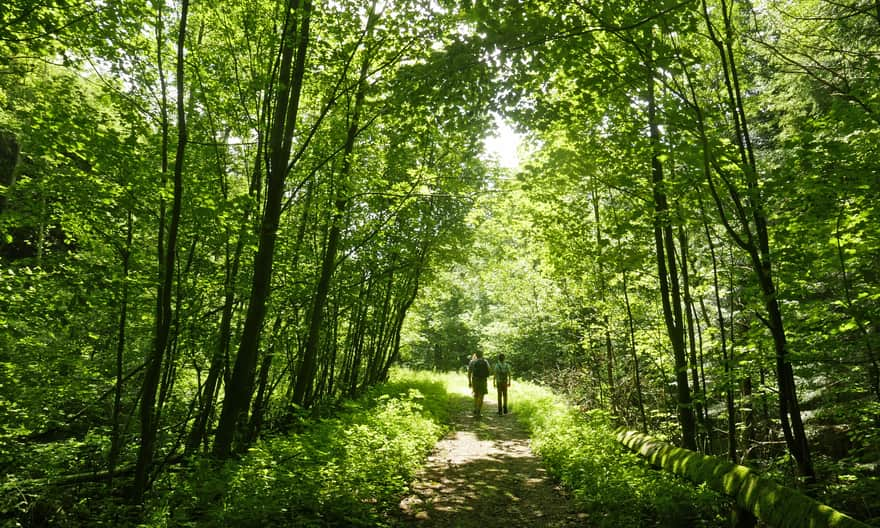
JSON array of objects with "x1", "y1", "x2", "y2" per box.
[{"x1": 616, "y1": 429, "x2": 871, "y2": 528}]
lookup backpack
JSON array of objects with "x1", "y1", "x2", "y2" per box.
[
  {"x1": 495, "y1": 362, "x2": 510, "y2": 384},
  {"x1": 472, "y1": 358, "x2": 490, "y2": 379}
]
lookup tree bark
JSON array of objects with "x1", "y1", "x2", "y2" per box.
[
  {"x1": 291, "y1": 11, "x2": 373, "y2": 406},
  {"x1": 700, "y1": 0, "x2": 814, "y2": 479},
  {"x1": 133, "y1": 0, "x2": 189, "y2": 499},
  {"x1": 213, "y1": 0, "x2": 312, "y2": 457},
  {"x1": 678, "y1": 227, "x2": 706, "y2": 437},
  {"x1": 109, "y1": 211, "x2": 132, "y2": 484},
  {"x1": 646, "y1": 27, "x2": 697, "y2": 451},
  {"x1": 247, "y1": 316, "x2": 283, "y2": 443},
  {"x1": 622, "y1": 269, "x2": 648, "y2": 433}
]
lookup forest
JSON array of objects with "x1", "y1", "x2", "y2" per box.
[{"x1": 1, "y1": 0, "x2": 879, "y2": 526}]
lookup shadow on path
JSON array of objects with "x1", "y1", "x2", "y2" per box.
[{"x1": 394, "y1": 387, "x2": 586, "y2": 528}]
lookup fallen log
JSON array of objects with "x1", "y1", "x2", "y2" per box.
[{"x1": 616, "y1": 429, "x2": 870, "y2": 528}]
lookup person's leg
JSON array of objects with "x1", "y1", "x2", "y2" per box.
[
  {"x1": 501, "y1": 386, "x2": 508, "y2": 414},
  {"x1": 476, "y1": 393, "x2": 484, "y2": 417},
  {"x1": 496, "y1": 386, "x2": 503, "y2": 414}
]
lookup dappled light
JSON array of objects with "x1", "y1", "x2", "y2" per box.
[
  {"x1": 397, "y1": 386, "x2": 581, "y2": 527},
  {"x1": 2, "y1": 0, "x2": 879, "y2": 525}
]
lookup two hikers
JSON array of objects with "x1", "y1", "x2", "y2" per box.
[{"x1": 468, "y1": 351, "x2": 512, "y2": 417}]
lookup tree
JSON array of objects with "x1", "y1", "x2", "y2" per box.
[{"x1": 213, "y1": 0, "x2": 313, "y2": 457}]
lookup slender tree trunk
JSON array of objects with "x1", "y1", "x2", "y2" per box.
[
  {"x1": 364, "y1": 273, "x2": 395, "y2": 388},
  {"x1": 186, "y1": 115, "x2": 265, "y2": 454},
  {"x1": 682, "y1": 43, "x2": 737, "y2": 460},
  {"x1": 678, "y1": 227, "x2": 705, "y2": 440},
  {"x1": 246, "y1": 316, "x2": 283, "y2": 443},
  {"x1": 185, "y1": 221, "x2": 248, "y2": 453},
  {"x1": 380, "y1": 254, "x2": 426, "y2": 379},
  {"x1": 133, "y1": 0, "x2": 189, "y2": 498},
  {"x1": 622, "y1": 269, "x2": 648, "y2": 433},
  {"x1": 699, "y1": 0, "x2": 814, "y2": 480},
  {"x1": 325, "y1": 303, "x2": 340, "y2": 397},
  {"x1": 646, "y1": 28, "x2": 697, "y2": 450},
  {"x1": 292, "y1": 16, "x2": 372, "y2": 406},
  {"x1": 590, "y1": 181, "x2": 616, "y2": 413},
  {"x1": 742, "y1": 371, "x2": 755, "y2": 460},
  {"x1": 346, "y1": 281, "x2": 370, "y2": 397},
  {"x1": 213, "y1": 0, "x2": 312, "y2": 457},
  {"x1": 109, "y1": 211, "x2": 132, "y2": 483}
]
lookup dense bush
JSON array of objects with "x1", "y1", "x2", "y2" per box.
[
  {"x1": 512, "y1": 382, "x2": 729, "y2": 527},
  {"x1": 145, "y1": 369, "x2": 449, "y2": 527}
]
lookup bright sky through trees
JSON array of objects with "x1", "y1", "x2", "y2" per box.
[{"x1": 483, "y1": 114, "x2": 522, "y2": 169}]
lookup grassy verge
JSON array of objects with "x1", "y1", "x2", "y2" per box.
[
  {"x1": 148, "y1": 369, "x2": 451, "y2": 527},
  {"x1": 511, "y1": 381, "x2": 730, "y2": 527}
]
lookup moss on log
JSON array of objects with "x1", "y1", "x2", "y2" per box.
[{"x1": 615, "y1": 429, "x2": 870, "y2": 528}]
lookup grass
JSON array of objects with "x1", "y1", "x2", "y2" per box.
[
  {"x1": 5, "y1": 370, "x2": 737, "y2": 527},
  {"x1": 511, "y1": 381, "x2": 730, "y2": 527}
]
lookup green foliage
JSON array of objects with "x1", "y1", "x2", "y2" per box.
[
  {"x1": 513, "y1": 382, "x2": 727, "y2": 527},
  {"x1": 2, "y1": 0, "x2": 879, "y2": 524},
  {"x1": 150, "y1": 369, "x2": 448, "y2": 527}
]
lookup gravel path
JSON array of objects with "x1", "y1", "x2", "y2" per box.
[{"x1": 394, "y1": 387, "x2": 586, "y2": 527}]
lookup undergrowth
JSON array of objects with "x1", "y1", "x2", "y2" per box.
[
  {"x1": 146, "y1": 369, "x2": 450, "y2": 527},
  {"x1": 512, "y1": 382, "x2": 730, "y2": 527}
]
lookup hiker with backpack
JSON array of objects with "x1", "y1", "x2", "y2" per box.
[
  {"x1": 493, "y1": 353, "x2": 512, "y2": 415},
  {"x1": 467, "y1": 351, "x2": 491, "y2": 418}
]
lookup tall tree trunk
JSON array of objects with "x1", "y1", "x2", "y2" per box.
[
  {"x1": 109, "y1": 211, "x2": 132, "y2": 483},
  {"x1": 185, "y1": 218, "x2": 248, "y2": 453},
  {"x1": 325, "y1": 303, "x2": 340, "y2": 398},
  {"x1": 700, "y1": 0, "x2": 814, "y2": 479},
  {"x1": 186, "y1": 102, "x2": 266, "y2": 454},
  {"x1": 590, "y1": 179, "x2": 616, "y2": 413},
  {"x1": 646, "y1": 28, "x2": 697, "y2": 451},
  {"x1": 742, "y1": 371, "x2": 756, "y2": 460},
  {"x1": 346, "y1": 280, "x2": 370, "y2": 398},
  {"x1": 291, "y1": 14, "x2": 373, "y2": 406},
  {"x1": 622, "y1": 269, "x2": 648, "y2": 433},
  {"x1": 678, "y1": 227, "x2": 706, "y2": 439},
  {"x1": 133, "y1": 0, "x2": 189, "y2": 498},
  {"x1": 380, "y1": 252, "x2": 427, "y2": 379},
  {"x1": 213, "y1": 0, "x2": 312, "y2": 457},
  {"x1": 701, "y1": 206, "x2": 736, "y2": 461},
  {"x1": 246, "y1": 315, "x2": 282, "y2": 443},
  {"x1": 364, "y1": 272, "x2": 395, "y2": 389}
]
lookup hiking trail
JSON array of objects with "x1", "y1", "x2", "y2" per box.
[{"x1": 395, "y1": 386, "x2": 587, "y2": 527}]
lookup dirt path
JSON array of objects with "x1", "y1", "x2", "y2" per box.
[{"x1": 394, "y1": 387, "x2": 585, "y2": 527}]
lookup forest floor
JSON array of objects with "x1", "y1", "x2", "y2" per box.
[{"x1": 393, "y1": 386, "x2": 588, "y2": 527}]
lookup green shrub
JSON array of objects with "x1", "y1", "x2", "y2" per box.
[
  {"x1": 512, "y1": 382, "x2": 727, "y2": 527},
  {"x1": 153, "y1": 369, "x2": 449, "y2": 527}
]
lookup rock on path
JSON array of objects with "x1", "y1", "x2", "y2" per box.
[{"x1": 395, "y1": 388, "x2": 585, "y2": 527}]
